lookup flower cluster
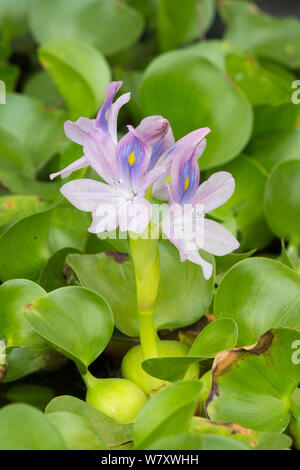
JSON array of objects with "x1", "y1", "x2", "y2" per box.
[{"x1": 51, "y1": 81, "x2": 239, "y2": 279}]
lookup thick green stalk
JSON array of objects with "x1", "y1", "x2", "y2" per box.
[{"x1": 129, "y1": 235, "x2": 160, "y2": 360}]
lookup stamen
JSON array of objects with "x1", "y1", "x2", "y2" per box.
[
  {"x1": 184, "y1": 175, "x2": 190, "y2": 191},
  {"x1": 128, "y1": 151, "x2": 136, "y2": 167}
]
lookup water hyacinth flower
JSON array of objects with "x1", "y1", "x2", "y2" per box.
[
  {"x1": 50, "y1": 81, "x2": 210, "y2": 233},
  {"x1": 162, "y1": 147, "x2": 240, "y2": 280}
]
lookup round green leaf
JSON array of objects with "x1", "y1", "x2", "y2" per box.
[
  {"x1": 5, "y1": 384, "x2": 55, "y2": 410},
  {"x1": 142, "y1": 319, "x2": 238, "y2": 382},
  {"x1": 215, "y1": 257, "x2": 300, "y2": 345},
  {"x1": 247, "y1": 130, "x2": 300, "y2": 173},
  {"x1": 211, "y1": 155, "x2": 273, "y2": 250},
  {"x1": 264, "y1": 160, "x2": 300, "y2": 242},
  {"x1": 38, "y1": 247, "x2": 81, "y2": 292},
  {"x1": 157, "y1": 0, "x2": 215, "y2": 52},
  {"x1": 29, "y1": 0, "x2": 144, "y2": 56},
  {"x1": 23, "y1": 286, "x2": 114, "y2": 374},
  {"x1": 140, "y1": 50, "x2": 252, "y2": 169},
  {"x1": 0, "y1": 203, "x2": 89, "y2": 282},
  {"x1": 0, "y1": 0, "x2": 30, "y2": 42},
  {"x1": 0, "y1": 404, "x2": 66, "y2": 450},
  {"x1": 0, "y1": 195, "x2": 49, "y2": 229},
  {"x1": 190, "y1": 417, "x2": 292, "y2": 450},
  {"x1": 226, "y1": 53, "x2": 292, "y2": 106},
  {"x1": 2, "y1": 347, "x2": 66, "y2": 383},
  {"x1": 146, "y1": 433, "x2": 248, "y2": 450},
  {"x1": 0, "y1": 93, "x2": 66, "y2": 171},
  {"x1": 46, "y1": 395, "x2": 133, "y2": 447},
  {"x1": 0, "y1": 209, "x2": 52, "y2": 282},
  {"x1": 67, "y1": 241, "x2": 214, "y2": 336},
  {"x1": 134, "y1": 381, "x2": 202, "y2": 450},
  {"x1": 47, "y1": 411, "x2": 107, "y2": 450},
  {"x1": 221, "y1": 1, "x2": 300, "y2": 69},
  {"x1": 0, "y1": 63, "x2": 19, "y2": 92},
  {"x1": 38, "y1": 39, "x2": 111, "y2": 119},
  {"x1": 0, "y1": 279, "x2": 47, "y2": 350},
  {"x1": 206, "y1": 328, "x2": 300, "y2": 432},
  {"x1": 24, "y1": 70, "x2": 62, "y2": 108}
]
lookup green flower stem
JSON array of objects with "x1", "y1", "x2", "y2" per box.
[
  {"x1": 138, "y1": 311, "x2": 158, "y2": 359},
  {"x1": 129, "y1": 234, "x2": 160, "y2": 360},
  {"x1": 81, "y1": 369, "x2": 97, "y2": 389}
]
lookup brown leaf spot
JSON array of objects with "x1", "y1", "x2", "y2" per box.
[
  {"x1": 205, "y1": 330, "x2": 274, "y2": 416},
  {"x1": 105, "y1": 251, "x2": 128, "y2": 264}
]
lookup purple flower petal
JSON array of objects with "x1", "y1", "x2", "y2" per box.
[
  {"x1": 60, "y1": 178, "x2": 120, "y2": 211},
  {"x1": 49, "y1": 156, "x2": 88, "y2": 180},
  {"x1": 192, "y1": 172, "x2": 235, "y2": 213},
  {"x1": 203, "y1": 218, "x2": 239, "y2": 256},
  {"x1": 148, "y1": 127, "x2": 175, "y2": 170},
  {"x1": 96, "y1": 81, "x2": 130, "y2": 144},
  {"x1": 134, "y1": 115, "x2": 170, "y2": 147},
  {"x1": 116, "y1": 127, "x2": 151, "y2": 191},
  {"x1": 176, "y1": 127, "x2": 211, "y2": 148},
  {"x1": 64, "y1": 117, "x2": 95, "y2": 145},
  {"x1": 162, "y1": 211, "x2": 213, "y2": 280},
  {"x1": 184, "y1": 250, "x2": 213, "y2": 280},
  {"x1": 169, "y1": 146, "x2": 200, "y2": 204},
  {"x1": 83, "y1": 128, "x2": 118, "y2": 185},
  {"x1": 119, "y1": 197, "x2": 152, "y2": 233},
  {"x1": 88, "y1": 195, "x2": 152, "y2": 234}
]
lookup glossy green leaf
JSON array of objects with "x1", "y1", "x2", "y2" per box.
[
  {"x1": 0, "y1": 279, "x2": 47, "y2": 350},
  {"x1": 0, "y1": 63, "x2": 19, "y2": 92},
  {"x1": 215, "y1": 250, "x2": 255, "y2": 277},
  {"x1": 142, "y1": 319, "x2": 238, "y2": 381},
  {"x1": 264, "y1": 160, "x2": 300, "y2": 242},
  {"x1": 226, "y1": 53, "x2": 292, "y2": 106},
  {"x1": 140, "y1": 50, "x2": 252, "y2": 169},
  {"x1": 157, "y1": 0, "x2": 215, "y2": 52},
  {"x1": 215, "y1": 257, "x2": 300, "y2": 345},
  {"x1": 38, "y1": 247, "x2": 80, "y2": 292},
  {"x1": 149, "y1": 433, "x2": 249, "y2": 450},
  {"x1": 23, "y1": 286, "x2": 114, "y2": 374},
  {"x1": 0, "y1": 93, "x2": 66, "y2": 171},
  {"x1": 68, "y1": 241, "x2": 214, "y2": 336},
  {"x1": 145, "y1": 433, "x2": 204, "y2": 450},
  {"x1": 5, "y1": 384, "x2": 55, "y2": 410},
  {"x1": 29, "y1": 0, "x2": 144, "y2": 56},
  {"x1": 0, "y1": 209, "x2": 52, "y2": 281},
  {"x1": 190, "y1": 417, "x2": 292, "y2": 450},
  {"x1": 247, "y1": 130, "x2": 300, "y2": 173},
  {"x1": 48, "y1": 203, "x2": 90, "y2": 253},
  {"x1": 48, "y1": 411, "x2": 107, "y2": 450},
  {"x1": 0, "y1": 204, "x2": 89, "y2": 282},
  {"x1": 46, "y1": 395, "x2": 133, "y2": 447},
  {"x1": 38, "y1": 39, "x2": 111, "y2": 119},
  {"x1": 251, "y1": 104, "x2": 299, "y2": 140},
  {"x1": 187, "y1": 39, "x2": 241, "y2": 71},
  {"x1": 211, "y1": 155, "x2": 273, "y2": 250},
  {"x1": 0, "y1": 0, "x2": 30, "y2": 42},
  {"x1": 134, "y1": 381, "x2": 202, "y2": 450},
  {"x1": 2, "y1": 347, "x2": 67, "y2": 383},
  {"x1": 24, "y1": 71, "x2": 62, "y2": 108},
  {"x1": 221, "y1": 0, "x2": 300, "y2": 69},
  {"x1": 0, "y1": 404, "x2": 66, "y2": 450},
  {"x1": 0, "y1": 195, "x2": 49, "y2": 229},
  {"x1": 206, "y1": 328, "x2": 300, "y2": 432}
]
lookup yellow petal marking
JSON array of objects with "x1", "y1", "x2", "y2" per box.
[
  {"x1": 184, "y1": 175, "x2": 190, "y2": 191},
  {"x1": 128, "y1": 151, "x2": 136, "y2": 167}
]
